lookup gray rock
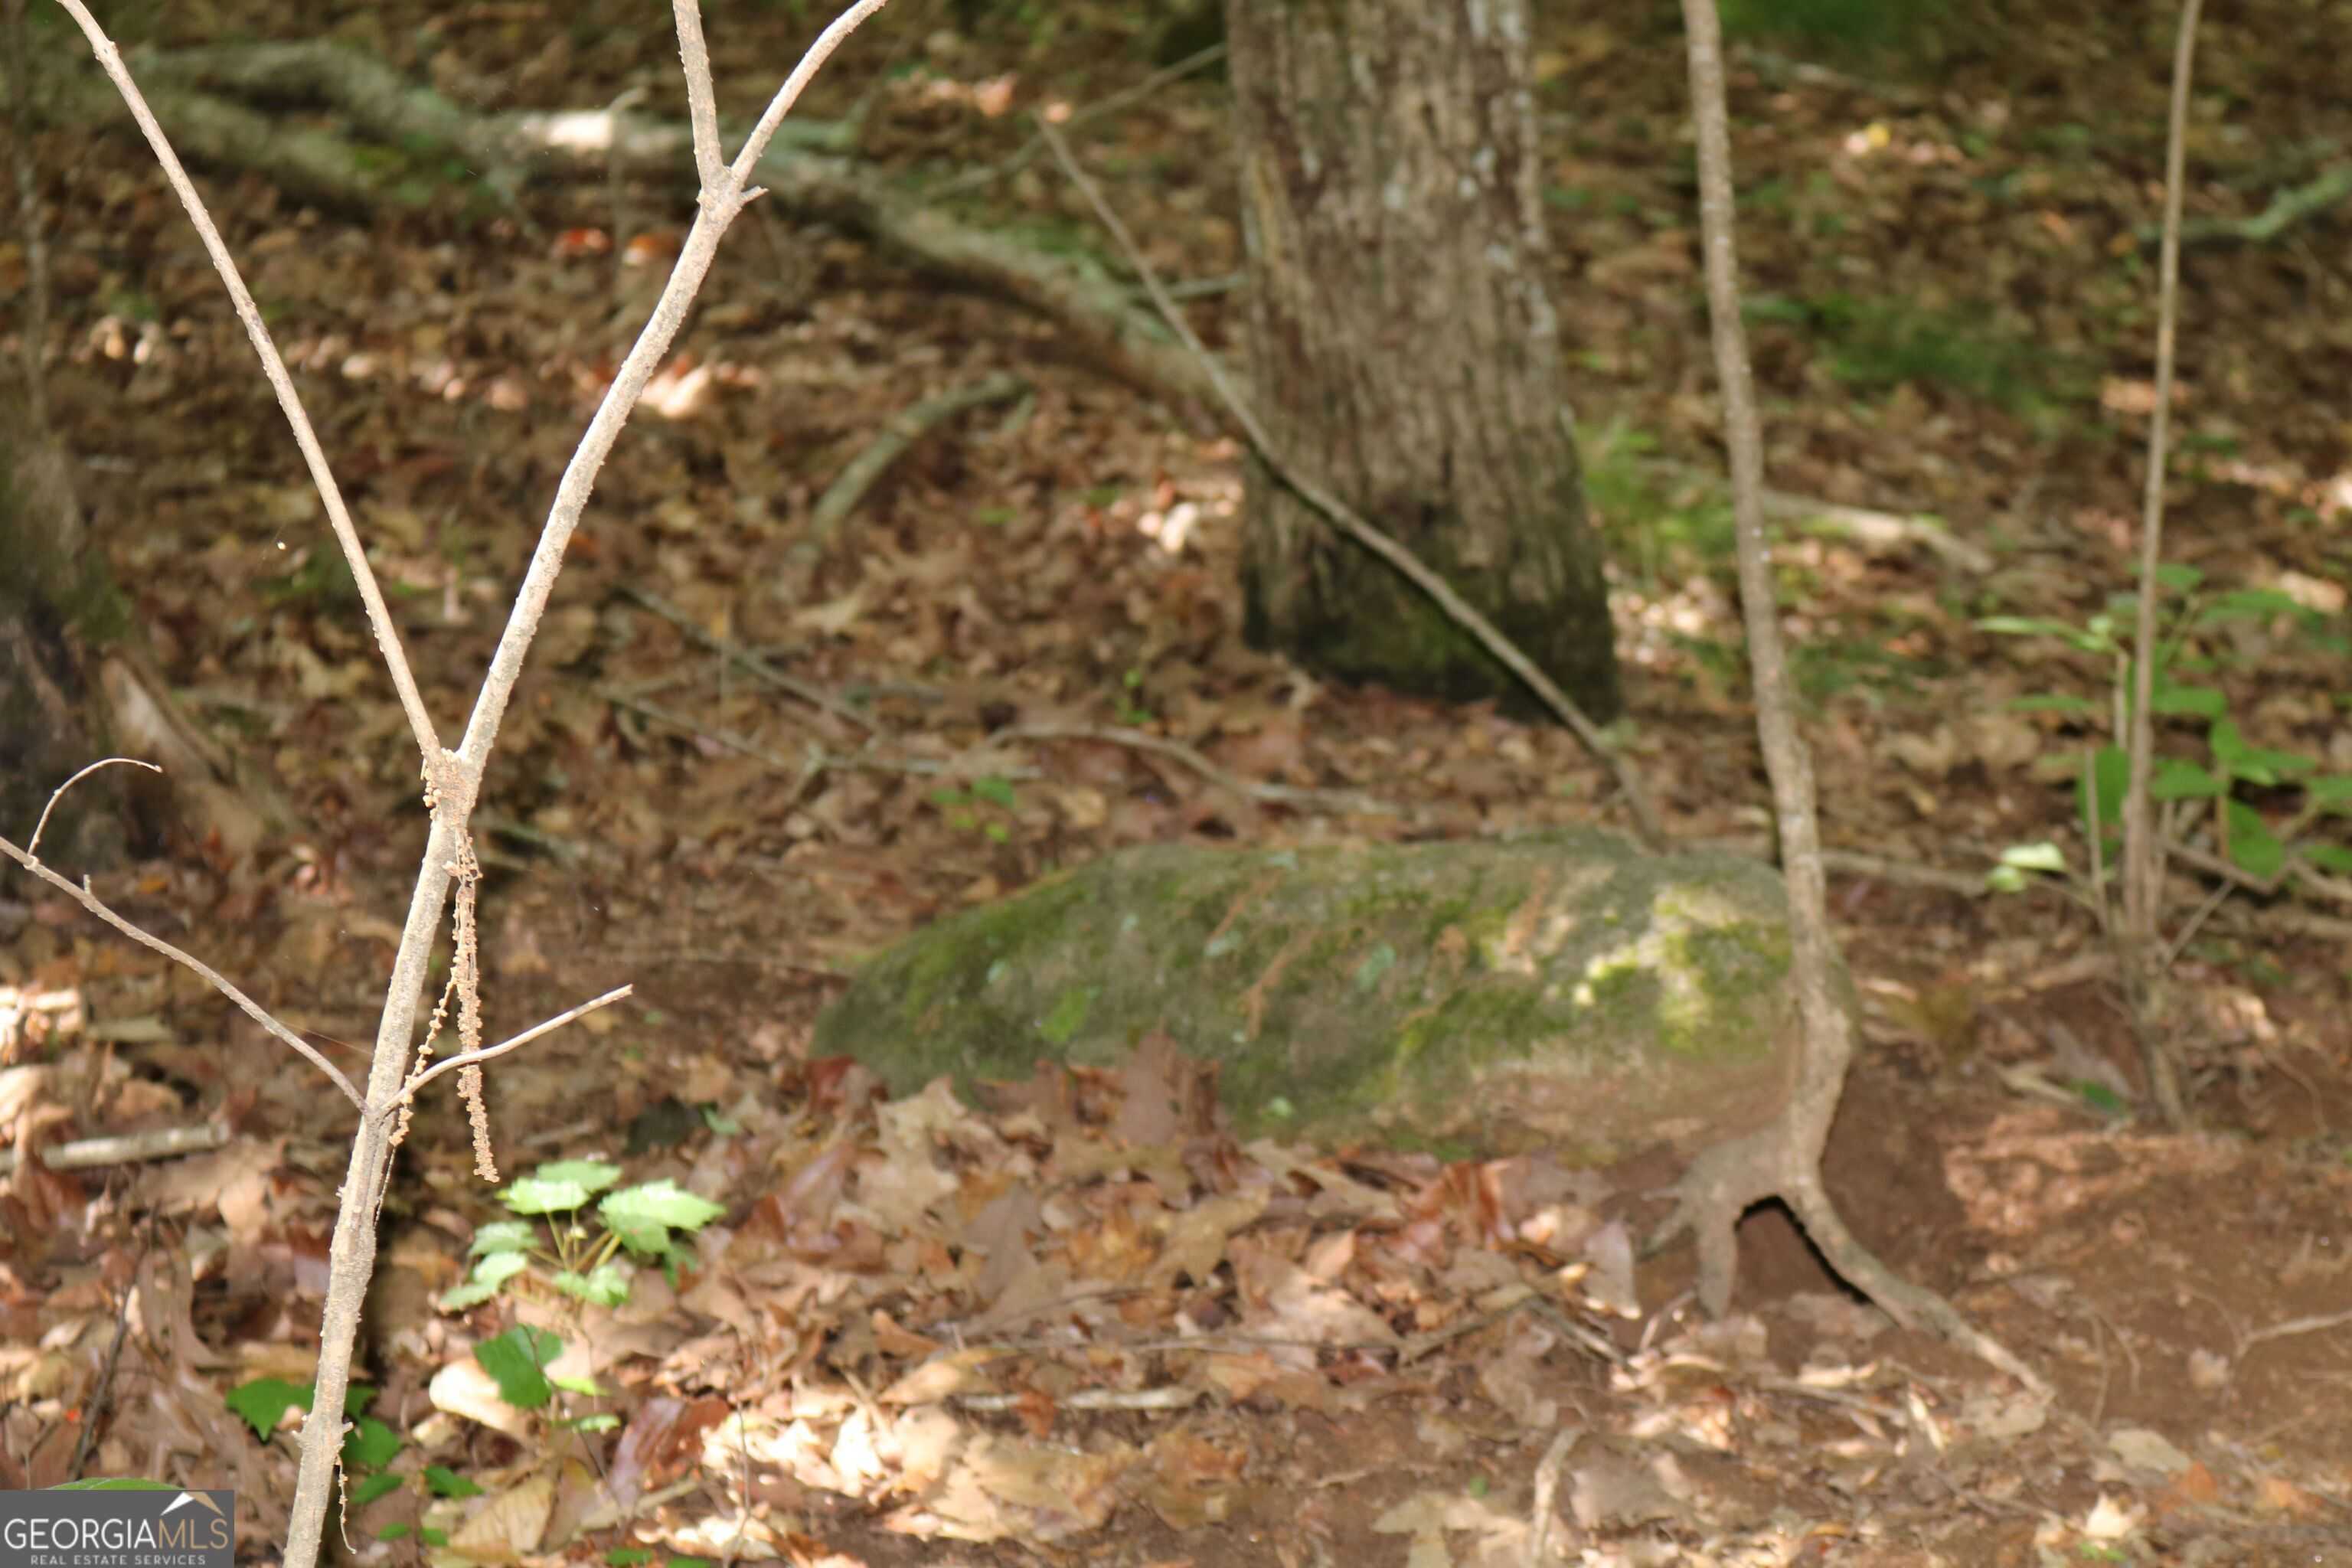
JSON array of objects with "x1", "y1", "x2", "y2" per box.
[{"x1": 815, "y1": 828, "x2": 1822, "y2": 1162}]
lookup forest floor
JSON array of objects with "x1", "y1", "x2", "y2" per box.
[{"x1": 5, "y1": 0, "x2": 2352, "y2": 1563}]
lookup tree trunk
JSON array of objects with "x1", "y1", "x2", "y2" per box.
[
  {"x1": 0, "y1": 370, "x2": 277, "y2": 863},
  {"x1": 1225, "y1": 0, "x2": 1620, "y2": 721},
  {"x1": 0, "y1": 371, "x2": 126, "y2": 863}
]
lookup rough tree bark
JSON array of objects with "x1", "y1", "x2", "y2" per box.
[
  {"x1": 1224, "y1": 0, "x2": 1621, "y2": 721},
  {"x1": 0, "y1": 371, "x2": 279, "y2": 862},
  {"x1": 0, "y1": 371, "x2": 129, "y2": 861}
]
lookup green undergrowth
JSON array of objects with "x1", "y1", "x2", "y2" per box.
[
  {"x1": 1746, "y1": 292, "x2": 2086, "y2": 424},
  {"x1": 1718, "y1": 0, "x2": 1955, "y2": 61}
]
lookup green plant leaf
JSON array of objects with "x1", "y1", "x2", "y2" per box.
[
  {"x1": 2151, "y1": 562, "x2": 2204, "y2": 593},
  {"x1": 475, "y1": 1327, "x2": 562, "y2": 1409},
  {"x1": 2149, "y1": 759, "x2": 2223, "y2": 800},
  {"x1": 379, "y1": 1522, "x2": 415, "y2": 1541},
  {"x1": 2195, "y1": 587, "x2": 2305, "y2": 625},
  {"x1": 2072, "y1": 1080, "x2": 2129, "y2": 1115},
  {"x1": 2307, "y1": 776, "x2": 2352, "y2": 810},
  {"x1": 225, "y1": 1377, "x2": 309, "y2": 1443},
  {"x1": 2148, "y1": 681, "x2": 2226, "y2": 719},
  {"x1": 2302, "y1": 844, "x2": 2352, "y2": 874},
  {"x1": 532, "y1": 1158, "x2": 625, "y2": 1191},
  {"x1": 971, "y1": 774, "x2": 1018, "y2": 809},
  {"x1": 503, "y1": 1160, "x2": 622, "y2": 1216},
  {"x1": 1986, "y1": 864, "x2": 2030, "y2": 893},
  {"x1": 443, "y1": 1249, "x2": 531, "y2": 1310},
  {"x1": 2225, "y1": 800, "x2": 2286, "y2": 880},
  {"x1": 2209, "y1": 720, "x2": 2314, "y2": 784},
  {"x1": 469, "y1": 1220, "x2": 537, "y2": 1256},
  {"x1": 603, "y1": 1181, "x2": 726, "y2": 1253},
  {"x1": 424, "y1": 1466, "x2": 482, "y2": 1499},
  {"x1": 1998, "y1": 841, "x2": 2069, "y2": 872},
  {"x1": 2007, "y1": 692, "x2": 2101, "y2": 716},
  {"x1": 562, "y1": 1409, "x2": 619, "y2": 1431},
  {"x1": 1978, "y1": 615, "x2": 2117, "y2": 654},
  {"x1": 2079, "y1": 746, "x2": 2129, "y2": 837},
  {"x1": 345, "y1": 1416, "x2": 403, "y2": 1471},
  {"x1": 351, "y1": 1472, "x2": 405, "y2": 1508},
  {"x1": 551, "y1": 1263, "x2": 635, "y2": 1307}
]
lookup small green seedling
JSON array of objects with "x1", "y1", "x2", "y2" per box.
[
  {"x1": 442, "y1": 1158, "x2": 724, "y2": 1312},
  {"x1": 1981, "y1": 567, "x2": 2352, "y2": 894},
  {"x1": 1116, "y1": 666, "x2": 1155, "y2": 727},
  {"x1": 224, "y1": 1380, "x2": 406, "y2": 1508},
  {"x1": 929, "y1": 774, "x2": 1021, "y2": 844}
]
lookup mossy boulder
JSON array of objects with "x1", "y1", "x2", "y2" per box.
[{"x1": 815, "y1": 829, "x2": 1829, "y2": 1160}]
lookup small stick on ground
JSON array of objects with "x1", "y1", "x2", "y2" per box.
[
  {"x1": 619, "y1": 583, "x2": 880, "y2": 735},
  {"x1": 930, "y1": 42, "x2": 1227, "y2": 199},
  {"x1": 0, "y1": 1124, "x2": 229, "y2": 1177},
  {"x1": 998, "y1": 721, "x2": 1399, "y2": 818},
  {"x1": 805, "y1": 371, "x2": 1028, "y2": 551}
]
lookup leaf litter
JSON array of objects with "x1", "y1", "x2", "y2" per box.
[{"x1": 8, "y1": 0, "x2": 2352, "y2": 1562}]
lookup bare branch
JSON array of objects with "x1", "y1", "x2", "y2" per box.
[
  {"x1": 398, "y1": 985, "x2": 633, "y2": 1102},
  {"x1": 2118, "y1": 0, "x2": 2203, "y2": 1128},
  {"x1": 1678, "y1": 0, "x2": 2042, "y2": 1393},
  {"x1": 670, "y1": 0, "x2": 724, "y2": 187},
  {"x1": 998, "y1": 723, "x2": 1397, "y2": 818},
  {"x1": 450, "y1": 11, "x2": 889, "y2": 789},
  {"x1": 29, "y1": 758, "x2": 158, "y2": 857},
  {"x1": 0, "y1": 834, "x2": 361, "y2": 1109},
  {"x1": 735, "y1": 0, "x2": 893, "y2": 187},
  {"x1": 51, "y1": 0, "x2": 445, "y2": 765}
]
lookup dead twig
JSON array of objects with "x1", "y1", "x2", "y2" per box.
[
  {"x1": 2161, "y1": 834, "x2": 2352, "y2": 910},
  {"x1": 617, "y1": 583, "x2": 880, "y2": 734},
  {"x1": 948, "y1": 1387, "x2": 1200, "y2": 1415},
  {"x1": 67, "y1": 1220, "x2": 152, "y2": 1480},
  {"x1": 2143, "y1": 162, "x2": 2352, "y2": 248},
  {"x1": 1635, "y1": 457, "x2": 1995, "y2": 573},
  {"x1": 805, "y1": 371, "x2": 1028, "y2": 550},
  {"x1": 930, "y1": 41, "x2": 1227, "y2": 199},
  {"x1": 0, "y1": 1123, "x2": 228, "y2": 1176},
  {"x1": 999, "y1": 722, "x2": 1400, "y2": 818},
  {"x1": 600, "y1": 688, "x2": 1040, "y2": 799},
  {"x1": 28, "y1": 757, "x2": 155, "y2": 858},
  {"x1": 398, "y1": 985, "x2": 632, "y2": 1102},
  {"x1": 2241, "y1": 1308, "x2": 2352, "y2": 1354},
  {"x1": 1526, "y1": 1426, "x2": 1580, "y2": 1568},
  {"x1": 0, "y1": 831, "x2": 362, "y2": 1109}
]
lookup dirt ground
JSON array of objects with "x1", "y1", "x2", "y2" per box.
[{"x1": 5, "y1": 0, "x2": 2352, "y2": 1563}]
